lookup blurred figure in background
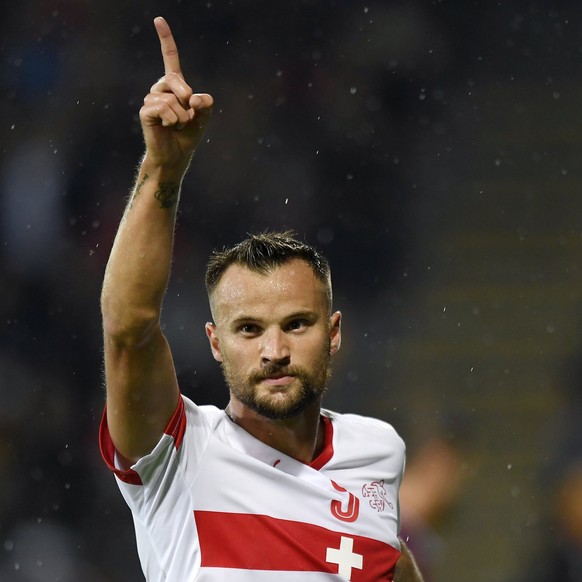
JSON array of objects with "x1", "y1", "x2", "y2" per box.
[
  {"x1": 399, "y1": 424, "x2": 470, "y2": 580},
  {"x1": 519, "y1": 358, "x2": 582, "y2": 582}
]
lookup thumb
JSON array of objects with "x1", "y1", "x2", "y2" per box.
[
  {"x1": 191, "y1": 93, "x2": 213, "y2": 131},
  {"x1": 189, "y1": 93, "x2": 214, "y2": 110}
]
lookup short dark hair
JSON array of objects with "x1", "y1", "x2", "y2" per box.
[{"x1": 205, "y1": 230, "x2": 332, "y2": 309}]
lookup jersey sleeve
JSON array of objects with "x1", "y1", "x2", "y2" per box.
[{"x1": 99, "y1": 395, "x2": 220, "y2": 487}]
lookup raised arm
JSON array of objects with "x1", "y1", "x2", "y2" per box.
[{"x1": 101, "y1": 17, "x2": 213, "y2": 463}]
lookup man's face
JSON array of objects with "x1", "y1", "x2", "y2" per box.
[{"x1": 206, "y1": 259, "x2": 341, "y2": 420}]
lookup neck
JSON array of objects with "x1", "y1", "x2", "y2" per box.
[{"x1": 225, "y1": 398, "x2": 324, "y2": 464}]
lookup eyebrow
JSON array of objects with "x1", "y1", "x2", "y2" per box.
[{"x1": 230, "y1": 311, "x2": 319, "y2": 326}]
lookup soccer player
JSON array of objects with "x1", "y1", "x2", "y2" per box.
[{"x1": 100, "y1": 16, "x2": 424, "y2": 582}]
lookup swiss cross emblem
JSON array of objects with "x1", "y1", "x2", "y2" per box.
[
  {"x1": 326, "y1": 536, "x2": 363, "y2": 580},
  {"x1": 361, "y1": 480, "x2": 393, "y2": 512}
]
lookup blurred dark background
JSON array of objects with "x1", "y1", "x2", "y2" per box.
[{"x1": 3, "y1": 1, "x2": 582, "y2": 580}]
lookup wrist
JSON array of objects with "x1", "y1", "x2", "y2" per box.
[{"x1": 139, "y1": 153, "x2": 191, "y2": 182}]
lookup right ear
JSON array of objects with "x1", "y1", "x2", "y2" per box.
[{"x1": 205, "y1": 322, "x2": 223, "y2": 362}]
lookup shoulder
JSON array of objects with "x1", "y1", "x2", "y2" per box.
[
  {"x1": 157, "y1": 395, "x2": 225, "y2": 447},
  {"x1": 324, "y1": 408, "x2": 402, "y2": 438},
  {"x1": 179, "y1": 396, "x2": 229, "y2": 448},
  {"x1": 121, "y1": 397, "x2": 226, "y2": 486},
  {"x1": 182, "y1": 395, "x2": 224, "y2": 426},
  {"x1": 322, "y1": 409, "x2": 406, "y2": 457}
]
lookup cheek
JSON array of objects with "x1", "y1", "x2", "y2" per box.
[
  {"x1": 296, "y1": 335, "x2": 330, "y2": 364},
  {"x1": 220, "y1": 339, "x2": 256, "y2": 369}
]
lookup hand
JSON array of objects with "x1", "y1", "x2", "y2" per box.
[
  {"x1": 139, "y1": 16, "x2": 213, "y2": 169},
  {"x1": 393, "y1": 540, "x2": 424, "y2": 582}
]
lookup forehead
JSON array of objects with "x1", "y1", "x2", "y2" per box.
[{"x1": 210, "y1": 259, "x2": 327, "y2": 322}]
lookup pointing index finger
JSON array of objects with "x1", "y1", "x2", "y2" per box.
[{"x1": 154, "y1": 16, "x2": 182, "y2": 77}]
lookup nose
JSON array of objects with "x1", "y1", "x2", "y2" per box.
[{"x1": 260, "y1": 327, "x2": 290, "y2": 366}]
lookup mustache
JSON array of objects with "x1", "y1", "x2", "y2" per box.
[{"x1": 249, "y1": 365, "x2": 304, "y2": 382}]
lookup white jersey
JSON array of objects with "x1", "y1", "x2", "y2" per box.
[{"x1": 100, "y1": 395, "x2": 405, "y2": 581}]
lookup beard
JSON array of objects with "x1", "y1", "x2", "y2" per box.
[{"x1": 221, "y1": 344, "x2": 333, "y2": 420}]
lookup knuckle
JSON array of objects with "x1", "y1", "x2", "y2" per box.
[
  {"x1": 151, "y1": 79, "x2": 164, "y2": 91},
  {"x1": 156, "y1": 101, "x2": 172, "y2": 115}
]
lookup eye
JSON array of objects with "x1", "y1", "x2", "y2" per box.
[
  {"x1": 286, "y1": 319, "x2": 308, "y2": 332},
  {"x1": 238, "y1": 323, "x2": 261, "y2": 336}
]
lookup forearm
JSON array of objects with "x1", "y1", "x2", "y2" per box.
[
  {"x1": 394, "y1": 539, "x2": 424, "y2": 582},
  {"x1": 101, "y1": 158, "x2": 185, "y2": 343}
]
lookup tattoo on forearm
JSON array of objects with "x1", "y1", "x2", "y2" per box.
[
  {"x1": 128, "y1": 173, "x2": 149, "y2": 208},
  {"x1": 154, "y1": 182, "x2": 180, "y2": 209}
]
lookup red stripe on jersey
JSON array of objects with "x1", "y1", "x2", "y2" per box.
[
  {"x1": 99, "y1": 397, "x2": 186, "y2": 485},
  {"x1": 194, "y1": 511, "x2": 400, "y2": 580},
  {"x1": 165, "y1": 395, "x2": 186, "y2": 450},
  {"x1": 99, "y1": 406, "x2": 143, "y2": 485},
  {"x1": 310, "y1": 415, "x2": 334, "y2": 470}
]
